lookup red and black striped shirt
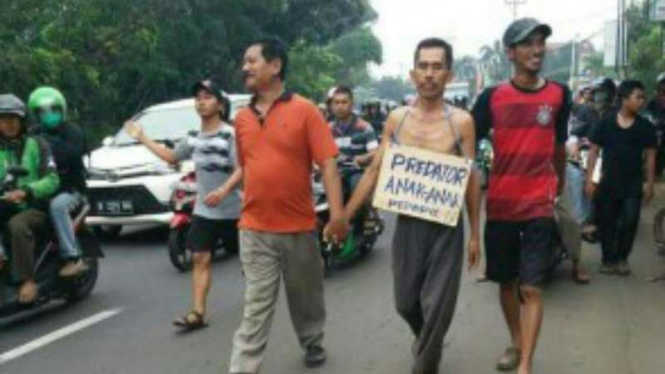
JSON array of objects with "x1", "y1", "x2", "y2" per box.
[{"x1": 472, "y1": 80, "x2": 571, "y2": 221}]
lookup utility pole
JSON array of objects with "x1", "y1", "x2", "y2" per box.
[
  {"x1": 570, "y1": 34, "x2": 579, "y2": 90},
  {"x1": 505, "y1": 0, "x2": 527, "y2": 21}
]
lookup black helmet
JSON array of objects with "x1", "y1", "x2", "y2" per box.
[
  {"x1": 0, "y1": 94, "x2": 27, "y2": 119},
  {"x1": 592, "y1": 77, "x2": 617, "y2": 94}
]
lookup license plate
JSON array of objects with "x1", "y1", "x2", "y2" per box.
[{"x1": 95, "y1": 200, "x2": 134, "y2": 216}]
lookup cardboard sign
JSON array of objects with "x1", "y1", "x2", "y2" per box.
[{"x1": 373, "y1": 144, "x2": 472, "y2": 226}]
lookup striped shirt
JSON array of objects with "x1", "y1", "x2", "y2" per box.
[
  {"x1": 174, "y1": 124, "x2": 241, "y2": 220},
  {"x1": 329, "y1": 115, "x2": 379, "y2": 159},
  {"x1": 472, "y1": 80, "x2": 571, "y2": 221}
]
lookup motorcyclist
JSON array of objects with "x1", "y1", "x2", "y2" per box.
[
  {"x1": 328, "y1": 86, "x2": 379, "y2": 197},
  {"x1": 363, "y1": 99, "x2": 386, "y2": 135},
  {"x1": 329, "y1": 86, "x2": 379, "y2": 240},
  {"x1": 566, "y1": 78, "x2": 617, "y2": 240},
  {"x1": 28, "y1": 87, "x2": 89, "y2": 277},
  {"x1": 0, "y1": 94, "x2": 60, "y2": 304}
]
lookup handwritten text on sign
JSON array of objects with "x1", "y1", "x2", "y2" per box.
[{"x1": 373, "y1": 144, "x2": 472, "y2": 226}]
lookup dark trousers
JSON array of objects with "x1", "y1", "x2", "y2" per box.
[
  {"x1": 392, "y1": 215, "x2": 464, "y2": 374},
  {"x1": 598, "y1": 196, "x2": 641, "y2": 264},
  {"x1": 0, "y1": 208, "x2": 48, "y2": 282}
]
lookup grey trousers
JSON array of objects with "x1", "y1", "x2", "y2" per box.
[
  {"x1": 229, "y1": 230, "x2": 325, "y2": 374},
  {"x1": 393, "y1": 215, "x2": 464, "y2": 374},
  {"x1": 555, "y1": 189, "x2": 582, "y2": 262}
]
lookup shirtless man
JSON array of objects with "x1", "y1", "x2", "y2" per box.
[{"x1": 330, "y1": 37, "x2": 481, "y2": 374}]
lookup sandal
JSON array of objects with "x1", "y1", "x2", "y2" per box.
[
  {"x1": 496, "y1": 346, "x2": 521, "y2": 371},
  {"x1": 173, "y1": 311, "x2": 208, "y2": 330}
]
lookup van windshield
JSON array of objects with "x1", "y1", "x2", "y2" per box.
[{"x1": 114, "y1": 107, "x2": 200, "y2": 146}]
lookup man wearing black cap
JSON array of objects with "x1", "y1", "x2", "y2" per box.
[
  {"x1": 125, "y1": 78, "x2": 242, "y2": 330},
  {"x1": 472, "y1": 18, "x2": 572, "y2": 374}
]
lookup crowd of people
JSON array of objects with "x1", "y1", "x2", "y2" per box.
[{"x1": 1, "y1": 14, "x2": 664, "y2": 374}]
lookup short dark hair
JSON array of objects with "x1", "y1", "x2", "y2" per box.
[
  {"x1": 251, "y1": 37, "x2": 289, "y2": 81},
  {"x1": 618, "y1": 80, "x2": 645, "y2": 100},
  {"x1": 333, "y1": 86, "x2": 354, "y2": 101},
  {"x1": 414, "y1": 38, "x2": 454, "y2": 70}
]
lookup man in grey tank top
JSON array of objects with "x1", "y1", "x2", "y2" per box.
[{"x1": 331, "y1": 38, "x2": 482, "y2": 374}]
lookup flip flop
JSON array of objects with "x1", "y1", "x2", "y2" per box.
[
  {"x1": 173, "y1": 311, "x2": 208, "y2": 330},
  {"x1": 496, "y1": 346, "x2": 521, "y2": 371}
]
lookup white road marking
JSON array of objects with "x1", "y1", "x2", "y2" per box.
[{"x1": 0, "y1": 308, "x2": 122, "y2": 365}]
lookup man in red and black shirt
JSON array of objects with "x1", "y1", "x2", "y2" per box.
[{"x1": 472, "y1": 19, "x2": 571, "y2": 374}]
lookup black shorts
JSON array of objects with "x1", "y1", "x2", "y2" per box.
[
  {"x1": 484, "y1": 218, "x2": 555, "y2": 287},
  {"x1": 186, "y1": 216, "x2": 239, "y2": 253}
]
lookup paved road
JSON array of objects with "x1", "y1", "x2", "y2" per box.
[{"x1": 1, "y1": 213, "x2": 664, "y2": 374}]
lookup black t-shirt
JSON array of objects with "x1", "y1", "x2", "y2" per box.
[
  {"x1": 35, "y1": 123, "x2": 89, "y2": 193},
  {"x1": 589, "y1": 112, "x2": 657, "y2": 198}
]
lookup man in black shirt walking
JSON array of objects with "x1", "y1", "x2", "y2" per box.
[{"x1": 586, "y1": 80, "x2": 657, "y2": 275}]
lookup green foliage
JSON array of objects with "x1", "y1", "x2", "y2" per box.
[
  {"x1": 330, "y1": 27, "x2": 383, "y2": 87},
  {"x1": 288, "y1": 41, "x2": 343, "y2": 102},
  {"x1": 1, "y1": 0, "x2": 381, "y2": 144}
]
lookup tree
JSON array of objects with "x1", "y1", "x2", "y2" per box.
[
  {"x1": 0, "y1": 0, "x2": 381, "y2": 143},
  {"x1": 287, "y1": 41, "x2": 343, "y2": 102},
  {"x1": 330, "y1": 27, "x2": 383, "y2": 87},
  {"x1": 478, "y1": 41, "x2": 511, "y2": 86}
]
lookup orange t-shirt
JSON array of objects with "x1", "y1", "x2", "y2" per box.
[{"x1": 234, "y1": 93, "x2": 339, "y2": 233}]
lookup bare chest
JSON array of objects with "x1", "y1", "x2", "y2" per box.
[{"x1": 394, "y1": 116, "x2": 460, "y2": 155}]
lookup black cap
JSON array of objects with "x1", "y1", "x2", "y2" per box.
[
  {"x1": 503, "y1": 18, "x2": 552, "y2": 47},
  {"x1": 191, "y1": 78, "x2": 225, "y2": 102}
]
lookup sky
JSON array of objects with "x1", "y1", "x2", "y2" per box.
[{"x1": 370, "y1": 0, "x2": 635, "y2": 77}]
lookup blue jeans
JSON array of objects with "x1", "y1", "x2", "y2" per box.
[
  {"x1": 50, "y1": 192, "x2": 84, "y2": 259},
  {"x1": 565, "y1": 164, "x2": 591, "y2": 224}
]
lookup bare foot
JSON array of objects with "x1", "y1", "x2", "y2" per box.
[
  {"x1": 517, "y1": 365, "x2": 532, "y2": 374},
  {"x1": 18, "y1": 280, "x2": 38, "y2": 304},
  {"x1": 572, "y1": 267, "x2": 591, "y2": 285}
]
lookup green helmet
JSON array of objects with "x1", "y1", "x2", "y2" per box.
[{"x1": 28, "y1": 86, "x2": 67, "y2": 129}]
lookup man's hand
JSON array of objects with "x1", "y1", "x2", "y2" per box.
[
  {"x1": 2, "y1": 190, "x2": 27, "y2": 204},
  {"x1": 204, "y1": 189, "x2": 226, "y2": 207},
  {"x1": 467, "y1": 236, "x2": 480, "y2": 271},
  {"x1": 323, "y1": 214, "x2": 349, "y2": 244},
  {"x1": 644, "y1": 184, "x2": 655, "y2": 205},
  {"x1": 585, "y1": 181, "x2": 596, "y2": 199},
  {"x1": 124, "y1": 120, "x2": 144, "y2": 141},
  {"x1": 568, "y1": 142, "x2": 581, "y2": 161}
]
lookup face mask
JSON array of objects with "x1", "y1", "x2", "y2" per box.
[{"x1": 40, "y1": 112, "x2": 63, "y2": 130}]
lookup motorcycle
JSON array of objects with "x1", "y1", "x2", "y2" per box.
[
  {"x1": 1, "y1": 166, "x2": 103, "y2": 317},
  {"x1": 314, "y1": 160, "x2": 384, "y2": 274},
  {"x1": 166, "y1": 171, "x2": 237, "y2": 272}
]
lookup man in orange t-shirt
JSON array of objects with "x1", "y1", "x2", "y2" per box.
[{"x1": 228, "y1": 37, "x2": 347, "y2": 374}]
